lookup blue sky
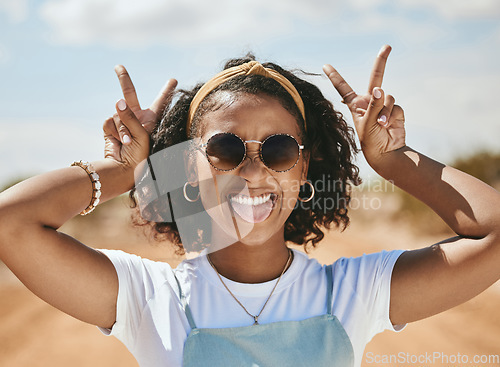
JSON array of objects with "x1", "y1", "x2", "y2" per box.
[{"x1": 1, "y1": 0, "x2": 499, "y2": 187}]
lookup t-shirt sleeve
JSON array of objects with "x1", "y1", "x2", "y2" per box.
[
  {"x1": 96, "y1": 249, "x2": 175, "y2": 349},
  {"x1": 331, "y1": 250, "x2": 406, "y2": 366}
]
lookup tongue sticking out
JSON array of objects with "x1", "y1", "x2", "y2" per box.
[{"x1": 230, "y1": 197, "x2": 274, "y2": 223}]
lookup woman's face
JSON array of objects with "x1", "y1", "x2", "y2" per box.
[{"x1": 191, "y1": 92, "x2": 308, "y2": 246}]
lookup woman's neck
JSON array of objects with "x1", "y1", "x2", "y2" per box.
[{"x1": 207, "y1": 230, "x2": 292, "y2": 284}]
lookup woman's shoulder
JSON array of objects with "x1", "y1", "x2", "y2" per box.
[
  {"x1": 331, "y1": 249, "x2": 405, "y2": 271},
  {"x1": 98, "y1": 249, "x2": 179, "y2": 293},
  {"x1": 328, "y1": 249, "x2": 406, "y2": 291},
  {"x1": 296, "y1": 248, "x2": 405, "y2": 285},
  {"x1": 98, "y1": 248, "x2": 174, "y2": 270}
]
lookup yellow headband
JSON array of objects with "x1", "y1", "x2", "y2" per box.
[{"x1": 187, "y1": 61, "x2": 306, "y2": 133}]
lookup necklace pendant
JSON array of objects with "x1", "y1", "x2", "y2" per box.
[{"x1": 253, "y1": 316, "x2": 259, "y2": 325}]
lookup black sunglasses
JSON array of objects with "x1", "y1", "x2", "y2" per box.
[{"x1": 200, "y1": 133, "x2": 304, "y2": 172}]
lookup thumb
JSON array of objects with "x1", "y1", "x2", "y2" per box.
[{"x1": 362, "y1": 87, "x2": 385, "y2": 129}]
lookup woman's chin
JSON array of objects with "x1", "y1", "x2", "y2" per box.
[{"x1": 233, "y1": 214, "x2": 286, "y2": 246}]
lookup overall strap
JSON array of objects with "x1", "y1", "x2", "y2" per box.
[
  {"x1": 325, "y1": 264, "x2": 333, "y2": 315},
  {"x1": 173, "y1": 272, "x2": 197, "y2": 329}
]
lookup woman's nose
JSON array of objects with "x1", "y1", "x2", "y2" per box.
[
  {"x1": 245, "y1": 148, "x2": 261, "y2": 163},
  {"x1": 238, "y1": 148, "x2": 268, "y2": 179}
]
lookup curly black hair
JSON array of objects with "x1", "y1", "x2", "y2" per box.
[{"x1": 130, "y1": 54, "x2": 361, "y2": 255}]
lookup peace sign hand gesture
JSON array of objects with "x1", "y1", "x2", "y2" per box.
[
  {"x1": 323, "y1": 45, "x2": 406, "y2": 169},
  {"x1": 103, "y1": 66, "x2": 177, "y2": 170}
]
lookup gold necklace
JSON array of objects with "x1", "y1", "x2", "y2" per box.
[{"x1": 207, "y1": 249, "x2": 293, "y2": 325}]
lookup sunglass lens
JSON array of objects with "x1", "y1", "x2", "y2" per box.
[
  {"x1": 262, "y1": 135, "x2": 300, "y2": 172},
  {"x1": 206, "y1": 133, "x2": 245, "y2": 171}
]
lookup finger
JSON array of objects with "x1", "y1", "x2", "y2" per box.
[
  {"x1": 115, "y1": 65, "x2": 141, "y2": 111},
  {"x1": 388, "y1": 104, "x2": 405, "y2": 126},
  {"x1": 103, "y1": 116, "x2": 120, "y2": 141},
  {"x1": 367, "y1": 45, "x2": 392, "y2": 94},
  {"x1": 150, "y1": 78, "x2": 178, "y2": 118},
  {"x1": 355, "y1": 108, "x2": 367, "y2": 117},
  {"x1": 363, "y1": 87, "x2": 385, "y2": 129},
  {"x1": 377, "y1": 94, "x2": 395, "y2": 128},
  {"x1": 322, "y1": 64, "x2": 357, "y2": 105},
  {"x1": 113, "y1": 112, "x2": 131, "y2": 145},
  {"x1": 115, "y1": 99, "x2": 148, "y2": 144}
]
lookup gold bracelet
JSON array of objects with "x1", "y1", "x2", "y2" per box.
[{"x1": 71, "y1": 160, "x2": 102, "y2": 216}]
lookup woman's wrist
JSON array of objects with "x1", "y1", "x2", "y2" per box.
[
  {"x1": 363, "y1": 145, "x2": 412, "y2": 179},
  {"x1": 88, "y1": 158, "x2": 137, "y2": 204},
  {"x1": 0, "y1": 157, "x2": 138, "y2": 232},
  {"x1": 70, "y1": 161, "x2": 102, "y2": 216}
]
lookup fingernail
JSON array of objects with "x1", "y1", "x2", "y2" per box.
[
  {"x1": 118, "y1": 99, "x2": 127, "y2": 111},
  {"x1": 373, "y1": 89, "x2": 382, "y2": 99},
  {"x1": 377, "y1": 115, "x2": 387, "y2": 124},
  {"x1": 123, "y1": 135, "x2": 131, "y2": 144}
]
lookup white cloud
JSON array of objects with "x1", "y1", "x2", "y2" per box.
[
  {"x1": 0, "y1": 0, "x2": 28, "y2": 23},
  {"x1": 333, "y1": 11, "x2": 450, "y2": 48},
  {"x1": 39, "y1": 0, "x2": 340, "y2": 48},
  {"x1": 37, "y1": 0, "x2": 500, "y2": 50},
  {"x1": 398, "y1": 0, "x2": 500, "y2": 20},
  {"x1": 349, "y1": 0, "x2": 500, "y2": 20}
]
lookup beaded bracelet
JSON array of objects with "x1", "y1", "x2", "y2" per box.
[{"x1": 71, "y1": 160, "x2": 102, "y2": 216}]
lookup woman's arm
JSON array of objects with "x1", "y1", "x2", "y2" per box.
[
  {"x1": 324, "y1": 46, "x2": 500, "y2": 325},
  {"x1": 377, "y1": 147, "x2": 500, "y2": 325},
  {"x1": 0, "y1": 158, "x2": 132, "y2": 329},
  {"x1": 0, "y1": 68, "x2": 176, "y2": 329}
]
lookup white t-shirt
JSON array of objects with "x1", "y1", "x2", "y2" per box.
[{"x1": 99, "y1": 248, "x2": 405, "y2": 367}]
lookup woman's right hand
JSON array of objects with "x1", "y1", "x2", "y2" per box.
[{"x1": 103, "y1": 65, "x2": 177, "y2": 170}]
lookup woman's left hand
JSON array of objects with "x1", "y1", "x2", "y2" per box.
[
  {"x1": 326, "y1": 46, "x2": 500, "y2": 327},
  {"x1": 323, "y1": 45, "x2": 406, "y2": 167}
]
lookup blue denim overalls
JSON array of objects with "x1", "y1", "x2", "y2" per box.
[{"x1": 174, "y1": 263, "x2": 354, "y2": 366}]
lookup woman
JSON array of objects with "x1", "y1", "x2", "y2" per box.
[{"x1": 0, "y1": 45, "x2": 498, "y2": 367}]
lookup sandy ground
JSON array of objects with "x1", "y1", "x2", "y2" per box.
[{"x1": 1, "y1": 196, "x2": 499, "y2": 367}]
